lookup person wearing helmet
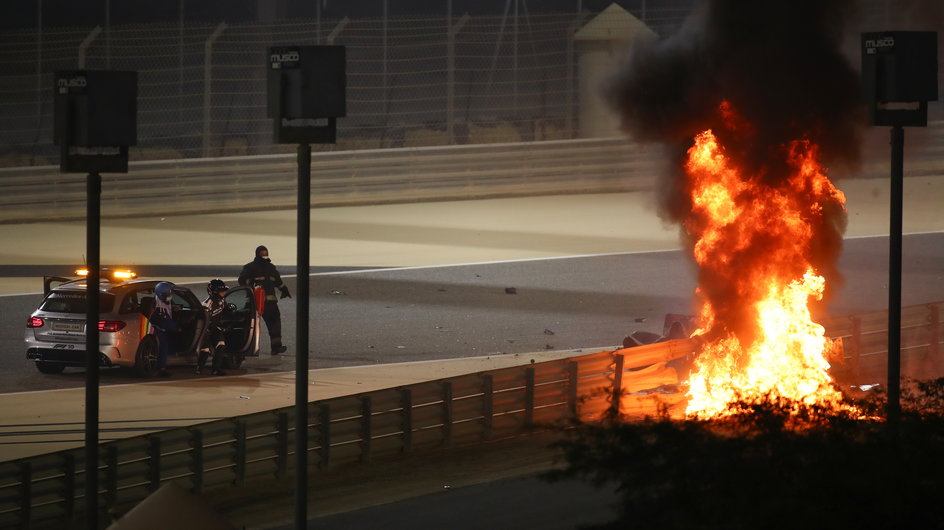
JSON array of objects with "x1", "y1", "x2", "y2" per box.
[
  {"x1": 238, "y1": 245, "x2": 290, "y2": 355},
  {"x1": 150, "y1": 281, "x2": 180, "y2": 378},
  {"x1": 197, "y1": 279, "x2": 229, "y2": 376}
]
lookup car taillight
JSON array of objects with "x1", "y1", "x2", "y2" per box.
[
  {"x1": 98, "y1": 320, "x2": 126, "y2": 332},
  {"x1": 27, "y1": 316, "x2": 44, "y2": 328}
]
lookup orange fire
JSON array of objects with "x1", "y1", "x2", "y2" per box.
[{"x1": 683, "y1": 104, "x2": 849, "y2": 419}]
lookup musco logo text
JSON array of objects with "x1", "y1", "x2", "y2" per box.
[
  {"x1": 865, "y1": 36, "x2": 894, "y2": 54},
  {"x1": 270, "y1": 50, "x2": 300, "y2": 69},
  {"x1": 57, "y1": 76, "x2": 87, "y2": 94}
]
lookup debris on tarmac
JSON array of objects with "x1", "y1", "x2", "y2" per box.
[
  {"x1": 543, "y1": 328, "x2": 555, "y2": 335},
  {"x1": 635, "y1": 317, "x2": 647, "y2": 323},
  {"x1": 504, "y1": 287, "x2": 517, "y2": 294},
  {"x1": 329, "y1": 289, "x2": 346, "y2": 295},
  {"x1": 239, "y1": 395, "x2": 251, "y2": 400}
]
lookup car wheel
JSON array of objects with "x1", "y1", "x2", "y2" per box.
[
  {"x1": 35, "y1": 361, "x2": 65, "y2": 374},
  {"x1": 222, "y1": 354, "x2": 244, "y2": 370},
  {"x1": 133, "y1": 335, "x2": 160, "y2": 378}
]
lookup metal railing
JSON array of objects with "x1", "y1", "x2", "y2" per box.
[
  {"x1": 0, "y1": 339, "x2": 687, "y2": 529},
  {"x1": 2, "y1": 119, "x2": 942, "y2": 225},
  {"x1": 823, "y1": 301, "x2": 944, "y2": 384},
  {"x1": 0, "y1": 137, "x2": 662, "y2": 224}
]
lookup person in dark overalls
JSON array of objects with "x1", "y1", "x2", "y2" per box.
[
  {"x1": 197, "y1": 278, "x2": 230, "y2": 376},
  {"x1": 238, "y1": 245, "x2": 290, "y2": 354},
  {"x1": 150, "y1": 281, "x2": 179, "y2": 377}
]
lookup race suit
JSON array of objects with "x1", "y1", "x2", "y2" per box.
[{"x1": 198, "y1": 295, "x2": 228, "y2": 372}]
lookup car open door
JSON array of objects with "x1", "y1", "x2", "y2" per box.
[
  {"x1": 43, "y1": 276, "x2": 73, "y2": 296},
  {"x1": 222, "y1": 286, "x2": 260, "y2": 357}
]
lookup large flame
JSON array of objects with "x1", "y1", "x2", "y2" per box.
[{"x1": 683, "y1": 105, "x2": 849, "y2": 419}]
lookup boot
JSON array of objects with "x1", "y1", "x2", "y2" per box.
[{"x1": 271, "y1": 337, "x2": 287, "y2": 355}]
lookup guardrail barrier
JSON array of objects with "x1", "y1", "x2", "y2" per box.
[
  {"x1": 1, "y1": 301, "x2": 942, "y2": 528},
  {"x1": 1, "y1": 120, "x2": 941, "y2": 224}
]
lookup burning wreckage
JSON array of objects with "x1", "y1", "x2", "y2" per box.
[{"x1": 606, "y1": 0, "x2": 870, "y2": 420}]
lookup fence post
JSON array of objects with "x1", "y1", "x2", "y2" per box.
[
  {"x1": 105, "y1": 446, "x2": 118, "y2": 507},
  {"x1": 202, "y1": 22, "x2": 227, "y2": 158},
  {"x1": 442, "y1": 381, "x2": 454, "y2": 446},
  {"x1": 851, "y1": 317, "x2": 862, "y2": 380},
  {"x1": 77, "y1": 26, "x2": 102, "y2": 68},
  {"x1": 401, "y1": 388, "x2": 414, "y2": 453},
  {"x1": 447, "y1": 13, "x2": 470, "y2": 144},
  {"x1": 361, "y1": 396, "x2": 373, "y2": 462},
  {"x1": 929, "y1": 304, "x2": 940, "y2": 358},
  {"x1": 190, "y1": 429, "x2": 204, "y2": 494},
  {"x1": 63, "y1": 453, "x2": 75, "y2": 523},
  {"x1": 525, "y1": 367, "x2": 535, "y2": 428},
  {"x1": 318, "y1": 404, "x2": 331, "y2": 469},
  {"x1": 277, "y1": 412, "x2": 289, "y2": 479},
  {"x1": 611, "y1": 353, "x2": 624, "y2": 417},
  {"x1": 567, "y1": 361, "x2": 579, "y2": 420},
  {"x1": 565, "y1": 14, "x2": 587, "y2": 138},
  {"x1": 147, "y1": 436, "x2": 161, "y2": 493},
  {"x1": 326, "y1": 17, "x2": 349, "y2": 45},
  {"x1": 19, "y1": 461, "x2": 30, "y2": 530},
  {"x1": 483, "y1": 374, "x2": 494, "y2": 440},
  {"x1": 234, "y1": 420, "x2": 247, "y2": 486}
]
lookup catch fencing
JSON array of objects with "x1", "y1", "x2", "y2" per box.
[
  {"x1": 0, "y1": 1, "x2": 925, "y2": 169},
  {"x1": 3, "y1": 299, "x2": 944, "y2": 528},
  {"x1": 0, "y1": 7, "x2": 693, "y2": 168}
]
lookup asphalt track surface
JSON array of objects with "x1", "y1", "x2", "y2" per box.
[{"x1": 3, "y1": 231, "x2": 944, "y2": 393}]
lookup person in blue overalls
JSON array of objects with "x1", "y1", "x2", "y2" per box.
[{"x1": 150, "y1": 281, "x2": 179, "y2": 378}]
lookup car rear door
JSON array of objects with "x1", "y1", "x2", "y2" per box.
[
  {"x1": 223, "y1": 286, "x2": 260, "y2": 356},
  {"x1": 43, "y1": 276, "x2": 73, "y2": 296}
]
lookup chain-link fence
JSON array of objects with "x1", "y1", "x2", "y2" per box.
[
  {"x1": 0, "y1": 4, "x2": 696, "y2": 168},
  {"x1": 0, "y1": 0, "x2": 926, "y2": 168}
]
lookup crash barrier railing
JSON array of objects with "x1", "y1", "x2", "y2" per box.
[
  {"x1": 1, "y1": 119, "x2": 942, "y2": 224},
  {"x1": 2, "y1": 301, "x2": 943, "y2": 528},
  {"x1": 0, "y1": 340, "x2": 695, "y2": 529},
  {"x1": 0, "y1": 138, "x2": 662, "y2": 224},
  {"x1": 822, "y1": 301, "x2": 944, "y2": 385}
]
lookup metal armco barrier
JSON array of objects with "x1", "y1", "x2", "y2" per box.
[
  {"x1": 0, "y1": 341, "x2": 678, "y2": 529},
  {"x1": 1, "y1": 301, "x2": 943, "y2": 528},
  {"x1": 1, "y1": 119, "x2": 941, "y2": 224},
  {"x1": 823, "y1": 301, "x2": 944, "y2": 384},
  {"x1": 0, "y1": 138, "x2": 662, "y2": 224}
]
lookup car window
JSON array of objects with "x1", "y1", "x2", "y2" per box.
[
  {"x1": 171, "y1": 291, "x2": 194, "y2": 310},
  {"x1": 119, "y1": 288, "x2": 153, "y2": 314},
  {"x1": 225, "y1": 288, "x2": 252, "y2": 312},
  {"x1": 39, "y1": 292, "x2": 116, "y2": 314}
]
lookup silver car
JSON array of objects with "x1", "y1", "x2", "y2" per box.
[{"x1": 25, "y1": 273, "x2": 260, "y2": 377}]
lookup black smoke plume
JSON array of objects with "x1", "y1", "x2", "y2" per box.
[{"x1": 605, "y1": 0, "x2": 865, "y2": 341}]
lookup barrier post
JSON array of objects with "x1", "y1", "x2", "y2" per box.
[{"x1": 361, "y1": 396, "x2": 372, "y2": 462}]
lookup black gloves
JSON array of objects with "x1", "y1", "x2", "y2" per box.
[{"x1": 280, "y1": 286, "x2": 291, "y2": 299}]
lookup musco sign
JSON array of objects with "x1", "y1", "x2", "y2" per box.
[
  {"x1": 56, "y1": 73, "x2": 88, "y2": 95},
  {"x1": 270, "y1": 48, "x2": 301, "y2": 69},
  {"x1": 864, "y1": 35, "x2": 895, "y2": 54}
]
